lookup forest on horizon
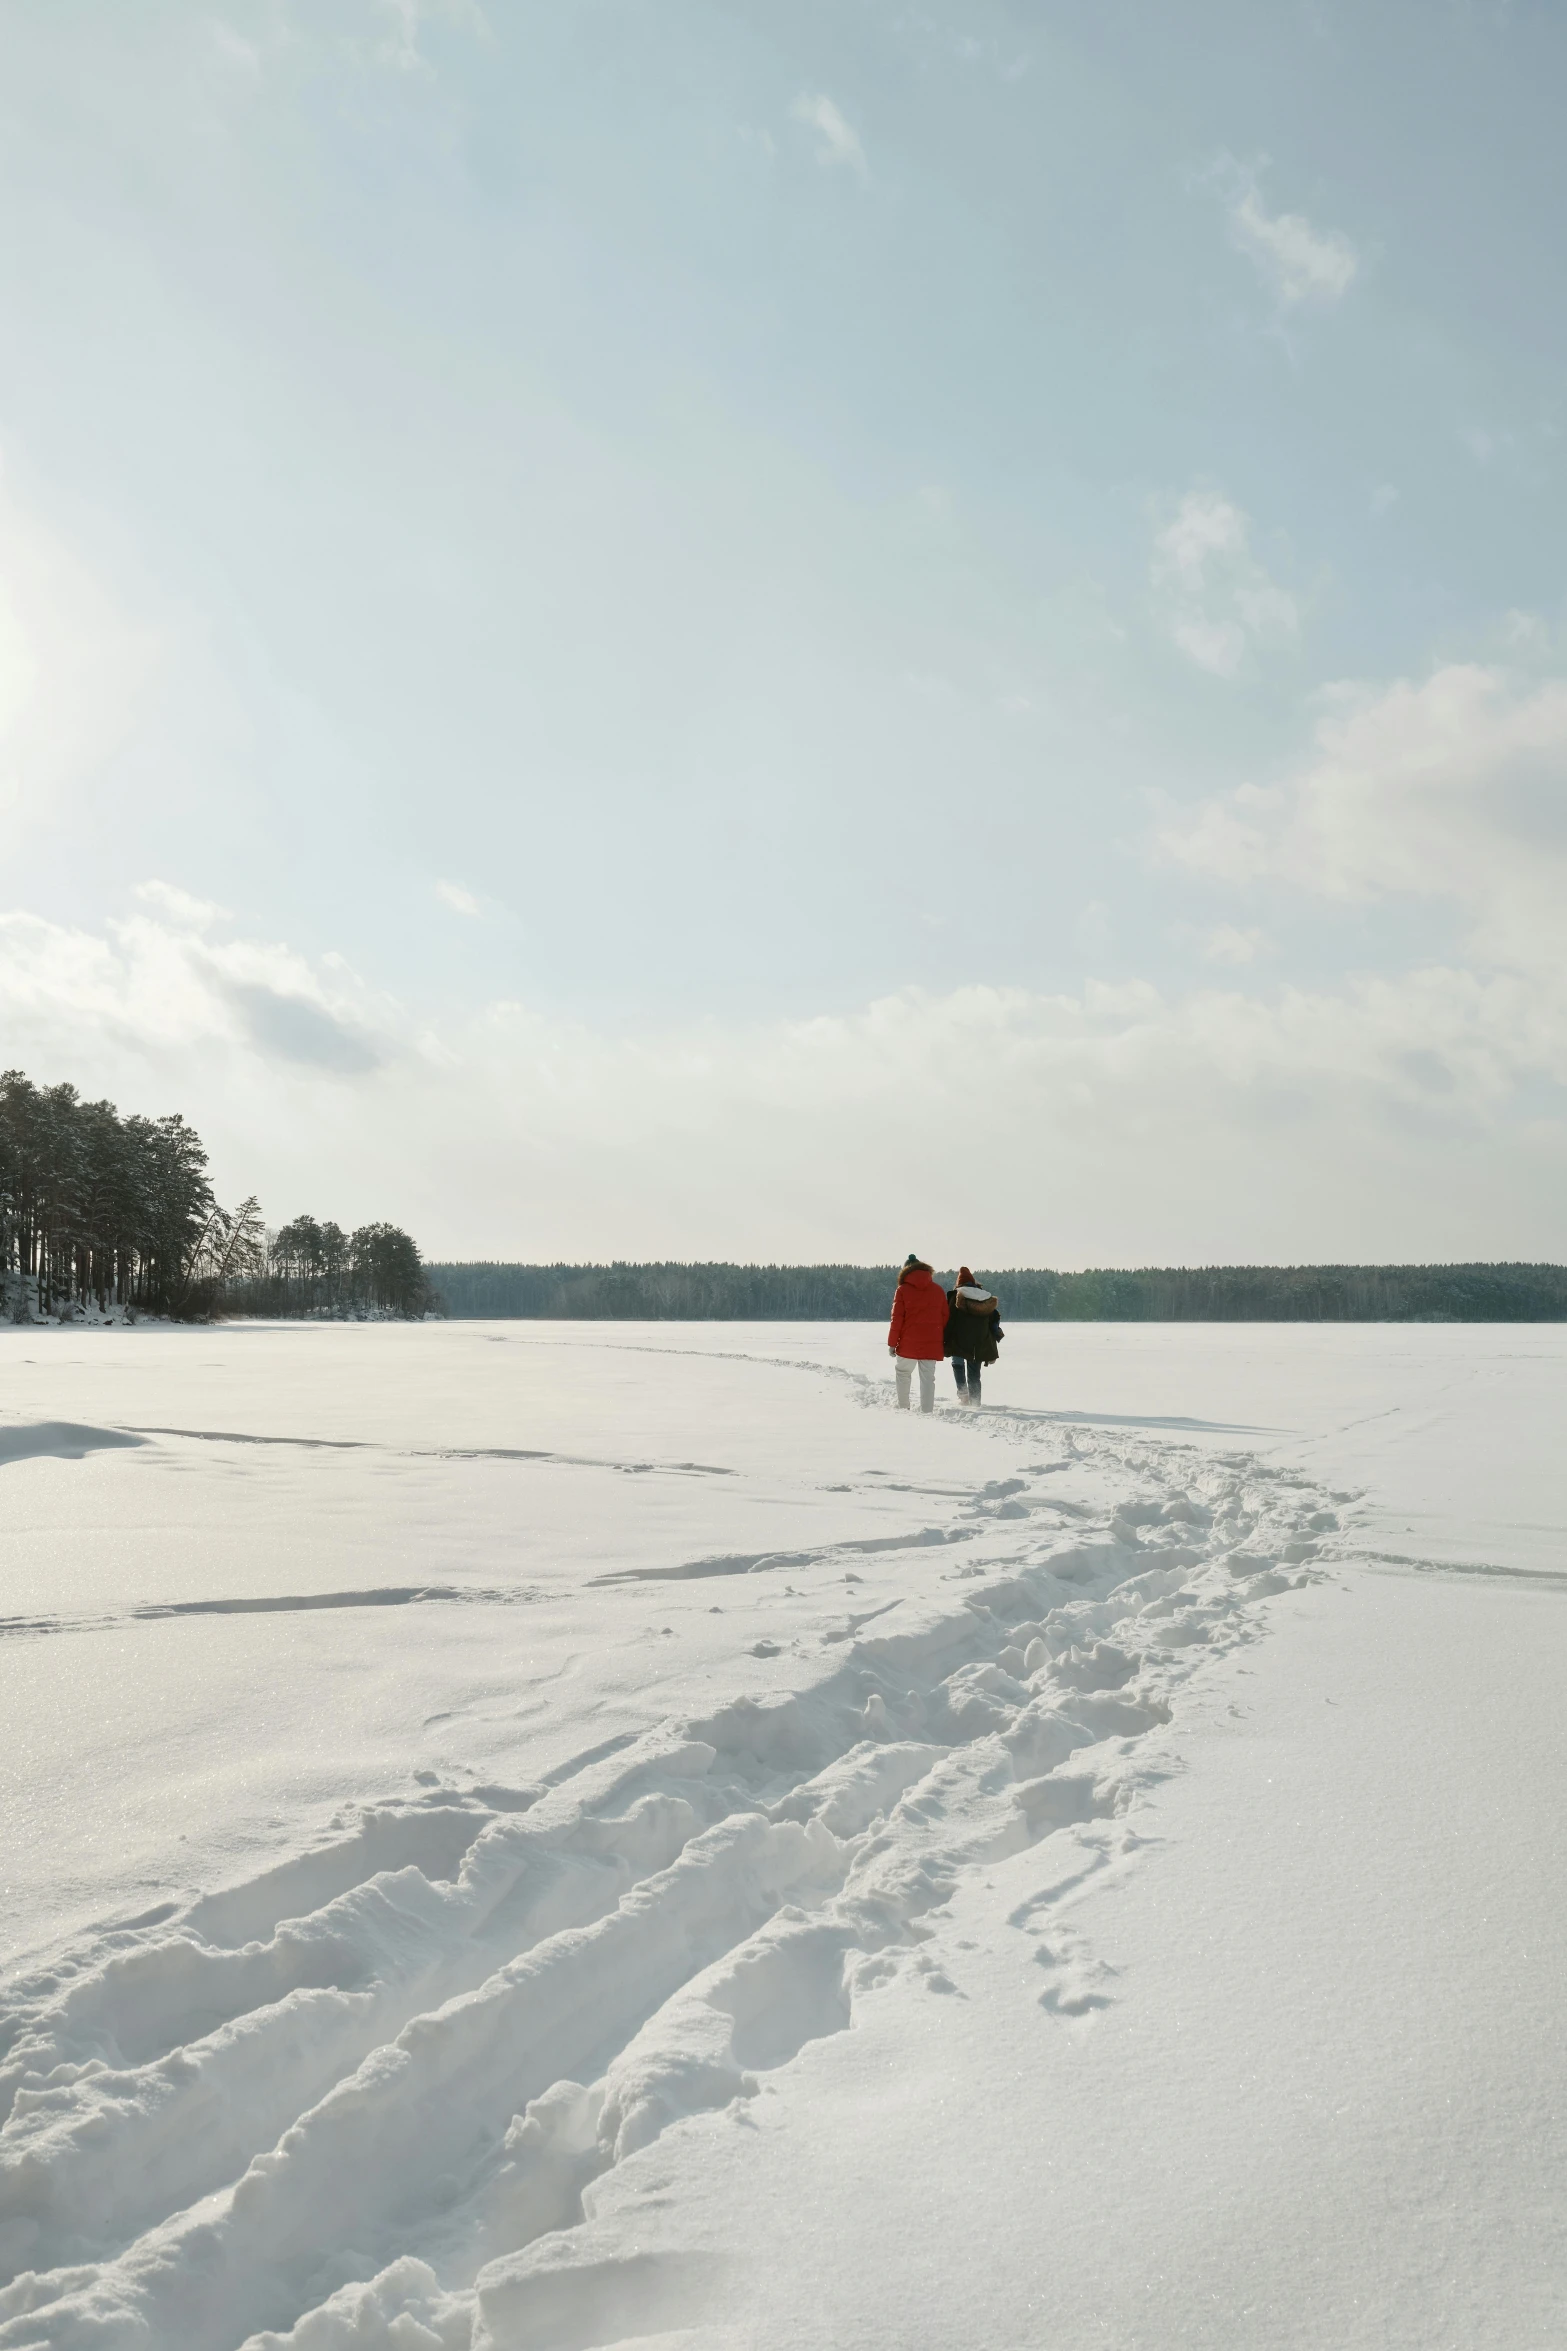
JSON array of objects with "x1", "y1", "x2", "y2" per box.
[{"x1": 428, "y1": 1259, "x2": 1567, "y2": 1323}]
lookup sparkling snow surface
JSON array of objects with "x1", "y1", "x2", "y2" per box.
[{"x1": 1, "y1": 1321, "x2": 1564, "y2": 2349}]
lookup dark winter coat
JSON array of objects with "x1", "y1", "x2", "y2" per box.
[
  {"x1": 944, "y1": 1286, "x2": 1003, "y2": 1364},
  {"x1": 887, "y1": 1264, "x2": 950, "y2": 1360}
]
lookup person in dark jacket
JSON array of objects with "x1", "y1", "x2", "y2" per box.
[
  {"x1": 944, "y1": 1265, "x2": 1003, "y2": 1405},
  {"x1": 887, "y1": 1254, "x2": 949, "y2": 1412}
]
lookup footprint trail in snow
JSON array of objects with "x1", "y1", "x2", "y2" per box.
[{"x1": 0, "y1": 1404, "x2": 1346, "y2": 2351}]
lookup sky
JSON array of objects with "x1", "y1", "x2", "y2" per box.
[{"x1": 3, "y1": 0, "x2": 1567, "y2": 1266}]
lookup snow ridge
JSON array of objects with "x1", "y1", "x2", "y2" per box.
[{"x1": 0, "y1": 1436, "x2": 1339, "y2": 2351}]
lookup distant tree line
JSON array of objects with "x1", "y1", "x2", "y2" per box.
[
  {"x1": 1, "y1": 1067, "x2": 437, "y2": 1322},
  {"x1": 428, "y1": 1259, "x2": 1567, "y2": 1323},
  {"x1": 431, "y1": 1262, "x2": 902, "y2": 1320}
]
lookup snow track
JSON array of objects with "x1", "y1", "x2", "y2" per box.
[
  {"x1": 0, "y1": 1419, "x2": 1342, "y2": 2351},
  {"x1": 124, "y1": 1428, "x2": 737, "y2": 1477},
  {"x1": 2, "y1": 1589, "x2": 541, "y2": 1644}
]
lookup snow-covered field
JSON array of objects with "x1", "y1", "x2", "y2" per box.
[{"x1": 1, "y1": 1320, "x2": 1563, "y2": 2349}]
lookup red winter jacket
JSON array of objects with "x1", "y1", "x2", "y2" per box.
[{"x1": 887, "y1": 1265, "x2": 950, "y2": 1360}]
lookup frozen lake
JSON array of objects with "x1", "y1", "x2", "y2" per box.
[{"x1": 1, "y1": 1321, "x2": 1564, "y2": 2347}]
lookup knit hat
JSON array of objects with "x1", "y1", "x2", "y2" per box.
[
  {"x1": 903, "y1": 1253, "x2": 922, "y2": 1268},
  {"x1": 958, "y1": 1265, "x2": 974, "y2": 1285}
]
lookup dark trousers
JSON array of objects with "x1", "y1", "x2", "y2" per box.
[{"x1": 951, "y1": 1357, "x2": 983, "y2": 1402}]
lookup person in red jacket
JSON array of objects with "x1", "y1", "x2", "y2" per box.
[{"x1": 887, "y1": 1254, "x2": 950, "y2": 1413}]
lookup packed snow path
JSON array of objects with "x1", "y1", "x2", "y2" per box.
[{"x1": 0, "y1": 1323, "x2": 1564, "y2": 2347}]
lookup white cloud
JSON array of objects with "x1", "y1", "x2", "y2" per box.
[
  {"x1": 372, "y1": 0, "x2": 488, "y2": 72},
  {"x1": 210, "y1": 22, "x2": 261, "y2": 73},
  {"x1": 1159, "y1": 662, "x2": 1567, "y2": 972},
  {"x1": 791, "y1": 92, "x2": 868, "y2": 178},
  {"x1": 1150, "y1": 491, "x2": 1298, "y2": 678},
  {"x1": 1214, "y1": 159, "x2": 1358, "y2": 308},
  {"x1": 435, "y1": 879, "x2": 481, "y2": 916},
  {"x1": 1200, "y1": 924, "x2": 1266, "y2": 966},
  {"x1": 134, "y1": 879, "x2": 228, "y2": 929},
  {"x1": 0, "y1": 893, "x2": 391, "y2": 1096},
  {"x1": 5, "y1": 891, "x2": 1567, "y2": 1263},
  {"x1": 1168, "y1": 918, "x2": 1268, "y2": 964}
]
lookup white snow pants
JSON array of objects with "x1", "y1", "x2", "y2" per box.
[{"x1": 895, "y1": 1357, "x2": 936, "y2": 1413}]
